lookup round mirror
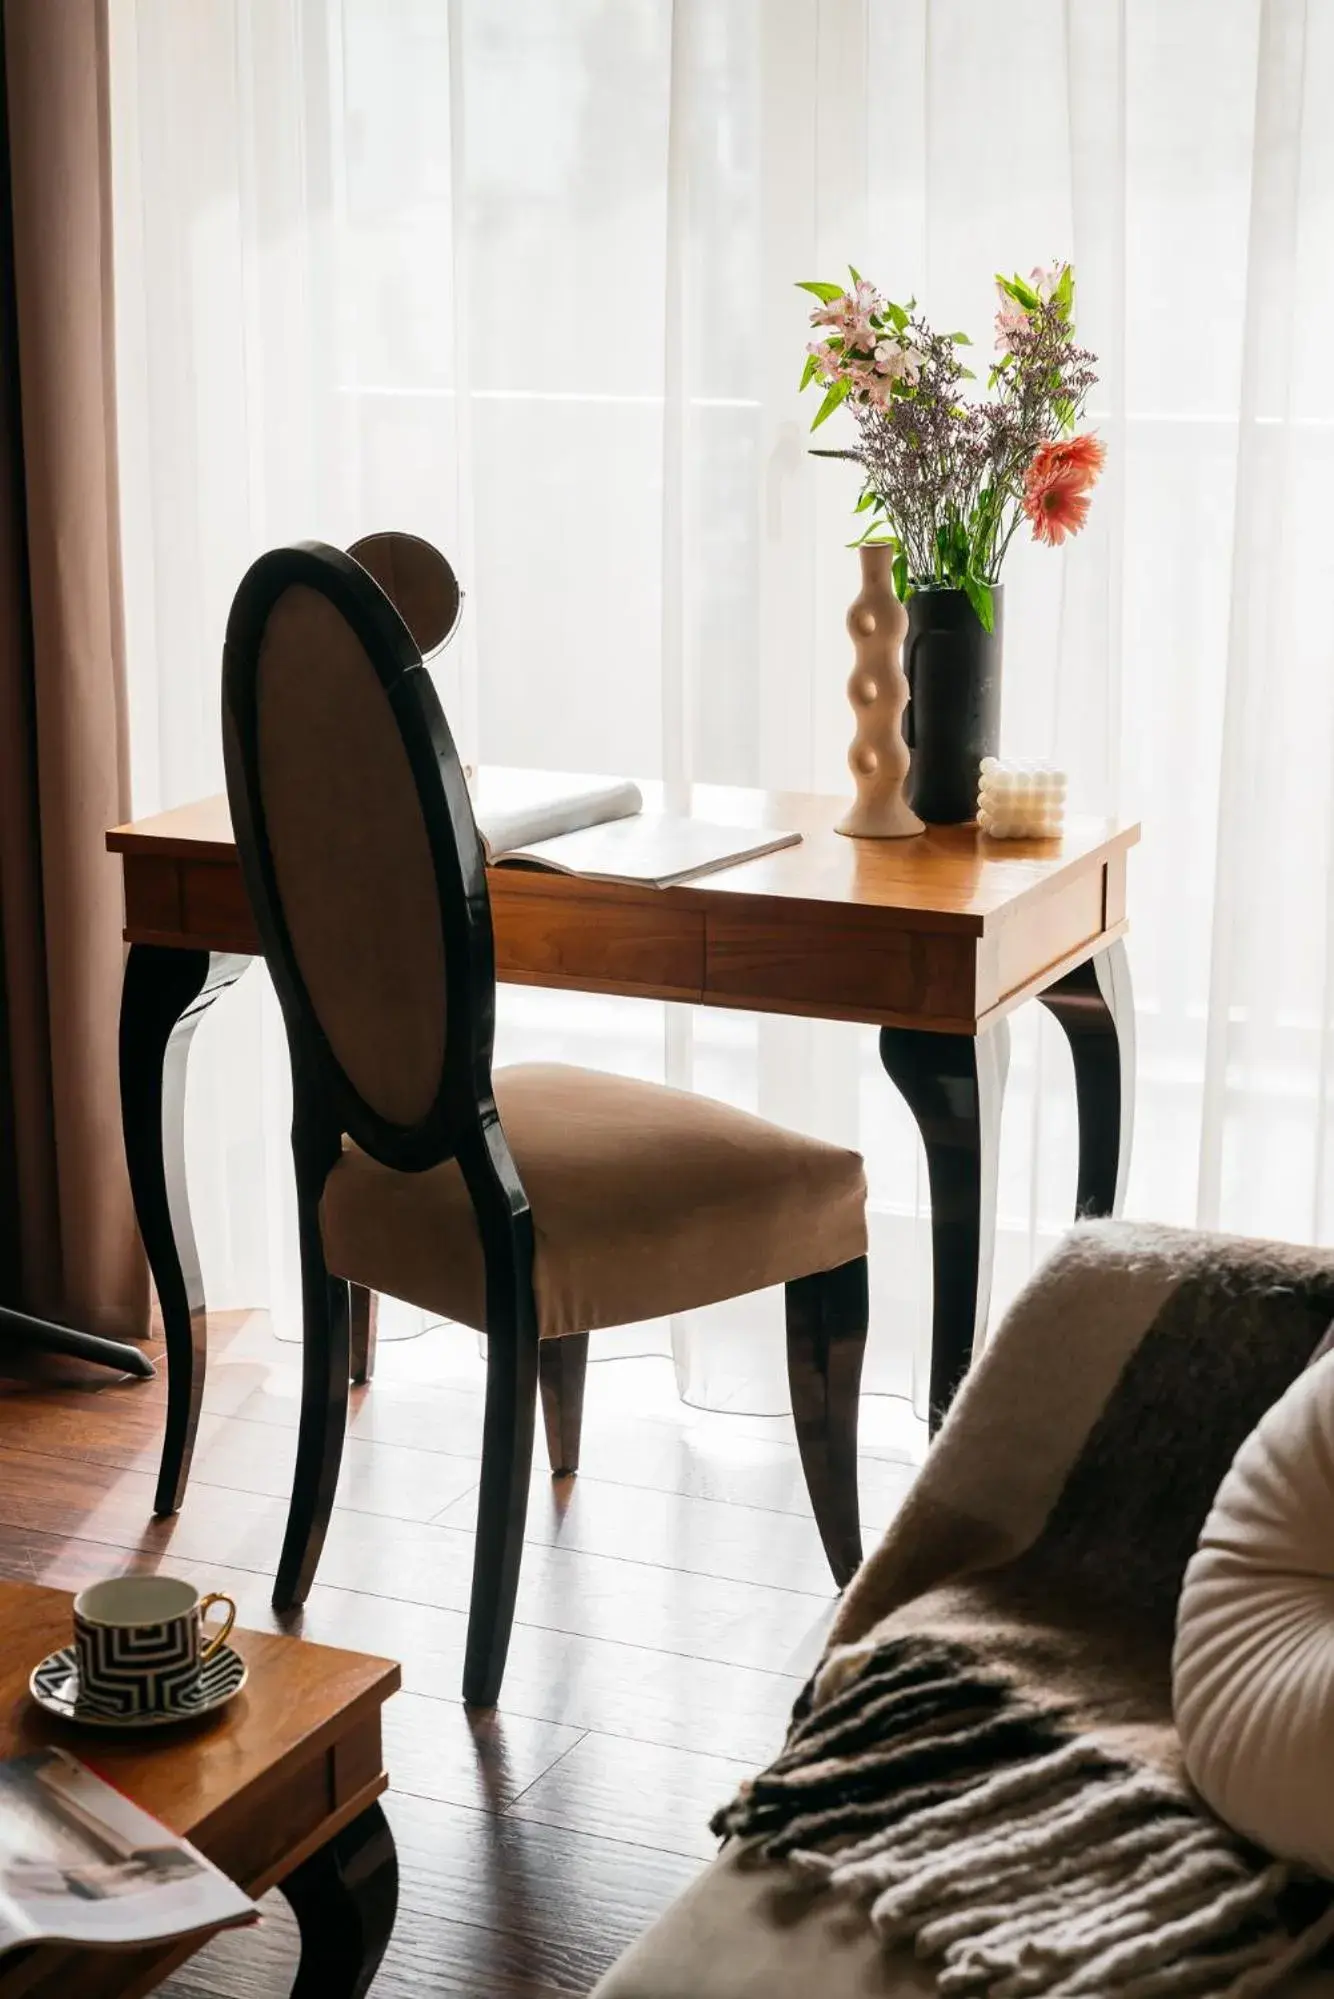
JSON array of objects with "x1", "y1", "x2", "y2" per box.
[{"x1": 347, "y1": 531, "x2": 462, "y2": 654}]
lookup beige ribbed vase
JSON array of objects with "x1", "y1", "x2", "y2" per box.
[{"x1": 836, "y1": 545, "x2": 924, "y2": 839}]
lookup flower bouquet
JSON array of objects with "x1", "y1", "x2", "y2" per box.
[{"x1": 800, "y1": 264, "x2": 1102, "y2": 826}]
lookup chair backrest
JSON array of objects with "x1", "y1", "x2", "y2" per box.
[{"x1": 221, "y1": 540, "x2": 494, "y2": 1173}]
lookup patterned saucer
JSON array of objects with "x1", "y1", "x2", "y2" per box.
[{"x1": 28, "y1": 1643, "x2": 247, "y2": 1730}]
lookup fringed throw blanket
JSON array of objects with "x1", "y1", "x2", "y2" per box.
[{"x1": 714, "y1": 1223, "x2": 1334, "y2": 1996}]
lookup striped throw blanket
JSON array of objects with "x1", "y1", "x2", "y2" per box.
[{"x1": 714, "y1": 1222, "x2": 1334, "y2": 1997}]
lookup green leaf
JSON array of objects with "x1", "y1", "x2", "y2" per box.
[
  {"x1": 799, "y1": 353, "x2": 819, "y2": 392},
  {"x1": 1055, "y1": 262, "x2": 1075, "y2": 314},
  {"x1": 848, "y1": 264, "x2": 863, "y2": 284},
  {"x1": 962, "y1": 574, "x2": 995, "y2": 634},
  {"x1": 886, "y1": 301, "x2": 909, "y2": 332},
  {"x1": 948, "y1": 330, "x2": 972, "y2": 344},
  {"x1": 854, "y1": 487, "x2": 876, "y2": 513},
  {"x1": 892, "y1": 551, "x2": 909, "y2": 602},
  {"x1": 796, "y1": 280, "x2": 846, "y2": 303},
  {"x1": 997, "y1": 272, "x2": 1040, "y2": 311},
  {"x1": 810, "y1": 376, "x2": 852, "y2": 430}
]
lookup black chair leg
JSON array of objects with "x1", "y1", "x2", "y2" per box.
[
  {"x1": 538, "y1": 1332, "x2": 588, "y2": 1475},
  {"x1": 274, "y1": 1106, "x2": 349, "y2": 1613},
  {"x1": 349, "y1": 1286, "x2": 378, "y2": 1385},
  {"x1": 785, "y1": 1257, "x2": 869, "y2": 1588},
  {"x1": 463, "y1": 1311, "x2": 539, "y2": 1706}
]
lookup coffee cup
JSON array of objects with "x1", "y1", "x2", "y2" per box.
[{"x1": 72, "y1": 1576, "x2": 237, "y2": 1718}]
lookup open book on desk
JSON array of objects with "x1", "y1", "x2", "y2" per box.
[{"x1": 474, "y1": 772, "x2": 801, "y2": 888}]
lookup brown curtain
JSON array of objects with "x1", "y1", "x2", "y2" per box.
[{"x1": 0, "y1": 0, "x2": 145, "y2": 1338}]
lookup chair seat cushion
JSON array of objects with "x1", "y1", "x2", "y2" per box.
[
  {"x1": 319, "y1": 1063, "x2": 867, "y2": 1338},
  {"x1": 1173, "y1": 1350, "x2": 1334, "y2": 1878}
]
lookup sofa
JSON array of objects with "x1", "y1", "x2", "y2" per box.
[{"x1": 593, "y1": 1222, "x2": 1334, "y2": 1998}]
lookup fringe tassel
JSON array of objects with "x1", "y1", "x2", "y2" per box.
[{"x1": 712, "y1": 1634, "x2": 1334, "y2": 1998}]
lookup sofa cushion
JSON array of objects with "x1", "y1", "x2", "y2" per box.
[
  {"x1": 1174, "y1": 1350, "x2": 1334, "y2": 1878},
  {"x1": 590, "y1": 1843, "x2": 1334, "y2": 1999},
  {"x1": 589, "y1": 1845, "x2": 933, "y2": 1999}
]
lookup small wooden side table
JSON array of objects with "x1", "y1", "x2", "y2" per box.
[{"x1": 0, "y1": 1581, "x2": 400, "y2": 1999}]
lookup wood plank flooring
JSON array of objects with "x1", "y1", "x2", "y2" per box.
[{"x1": 0, "y1": 1314, "x2": 923, "y2": 1997}]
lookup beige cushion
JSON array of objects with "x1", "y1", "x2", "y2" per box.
[
  {"x1": 320, "y1": 1062, "x2": 867, "y2": 1338},
  {"x1": 591, "y1": 1846, "x2": 932, "y2": 1999},
  {"x1": 1174, "y1": 1351, "x2": 1334, "y2": 1878},
  {"x1": 591, "y1": 1844, "x2": 1334, "y2": 1999}
]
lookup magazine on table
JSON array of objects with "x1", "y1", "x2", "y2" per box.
[
  {"x1": 472, "y1": 769, "x2": 801, "y2": 888},
  {"x1": 0, "y1": 1749, "x2": 256, "y2": 1959}
]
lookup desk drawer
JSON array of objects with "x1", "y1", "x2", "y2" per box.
[
  {"x1": 704, "y1": 904, "x2": 979, "y2": 1030},
  {"x1": 491, "y1": 877, "x2": 704, "y2": 1002},
  {"x1": 977, "y1": 867, "x2": 1105, "y2": 1013}
]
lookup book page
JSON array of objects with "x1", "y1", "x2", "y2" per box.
[
  {"x1": 498, "y1": 815, "x2": 801, "y2": 887},
  {"x1": 0, "y1": 1750, "x2": 255, "y2": 1958},
  {"x1": 476, "y1": 777, "x2": 643, "y2": 860}
]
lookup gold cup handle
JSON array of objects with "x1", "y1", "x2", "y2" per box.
[{"x1": 198, "y1": 1591, "x2": 237, "y2": 1663}]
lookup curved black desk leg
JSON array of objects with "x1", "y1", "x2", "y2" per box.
[
  {"x1": 119, "y1": 944, "x2": 250, "y2": 1516},
  {"x1": 280, "y1": 1800, "x2": 398, "y2": 1999},
  {"x1": 879, "y1": 1018, "x2": 1010, "y2": 1435},
  {"x1": 1036, "y1": 939, "x2": 1135, "y2": 1219}
]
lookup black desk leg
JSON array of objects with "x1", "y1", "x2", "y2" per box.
[
  {"x1": 879, "y1": 1018, "x2": 1010, "y2": 1435},
  {"x1": 119, "y1": 944, "x2": 250, "y2": 1516},
  {"x1": 1036, "y1": 939, "x2": 1135, "y2": 1220},
  {"x1": 281, "y1": 1800, "x2": 398, "y2": 1999}
]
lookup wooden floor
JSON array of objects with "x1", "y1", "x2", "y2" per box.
[{"x1": 0, "y1": 1313, "x2": 923, "y2": 1998}]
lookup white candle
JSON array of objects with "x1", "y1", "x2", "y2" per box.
[{"x1": 977, "y1": 758, "x2": 1067, "y2": 839}]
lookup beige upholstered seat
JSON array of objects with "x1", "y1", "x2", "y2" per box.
[
  {"x1": 589, "y1": 1845, "x2": 1334, "y2": 1999},
  {"x1": 321, "y1": 1062, "x2": 868, "y2": 1338},
  {"x1": 591, "y1": 1847, "x2": 933, "y2": 1998}
]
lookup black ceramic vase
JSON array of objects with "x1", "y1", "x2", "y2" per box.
[{"x1": 903, "y1": 586, "x2": 1003, "y2": 825}]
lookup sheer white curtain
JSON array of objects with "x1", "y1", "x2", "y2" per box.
[{"x1": 108, "y1": 0, "x2": 1334, "y2": 1418}]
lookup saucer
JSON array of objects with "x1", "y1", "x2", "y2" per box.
[{"x1": 29, "y1": 1643, "x2": 248, "y2": 1730}]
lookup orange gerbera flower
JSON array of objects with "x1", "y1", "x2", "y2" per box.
[
  {"x1": 1024, "y1": 463, "x2": 1094, "y2": 546},
  {"x1": 1023, "y1": 432, "x2": 1104, "y2": 545},
  {"x1": 1029, "y1": 432, "x2": 1106, "y2": 486}
]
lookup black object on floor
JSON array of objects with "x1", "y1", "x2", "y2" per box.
[{"x1": 0, "y1": 1303, "x2": 155, "y2": 1378}]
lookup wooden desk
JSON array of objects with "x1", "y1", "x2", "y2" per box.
[
  {"x1": 0, "y1": 1580, "x2": 400, "y2": 1999},
  {"x1": 108, "y1": 777, "x2": 1138, "y2": 1510}
]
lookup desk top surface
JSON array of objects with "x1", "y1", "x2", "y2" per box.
[
  {"x1": 0, "y1": 1581, "x2": 399, "y2": 1843},
  {"x1": 109, "y1": 770, "x2": 1139, "y2": 936}
]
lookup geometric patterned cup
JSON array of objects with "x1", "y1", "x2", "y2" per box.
[{"x1": 72, "y1": 1576, "x2": 237, "y2": 1718}]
